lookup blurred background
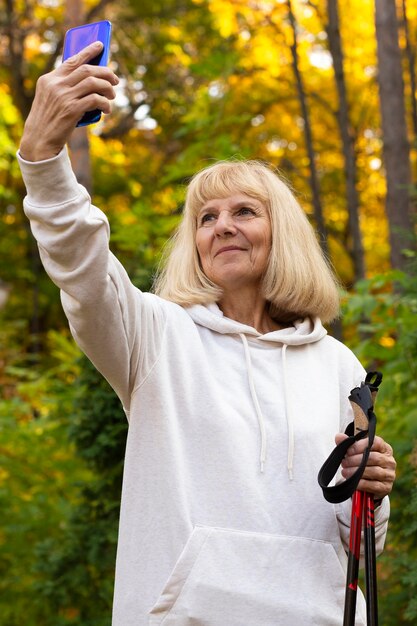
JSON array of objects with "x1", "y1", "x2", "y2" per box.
[{"x1": 0, "y1": 0, "x2": 416, "y2": 624}]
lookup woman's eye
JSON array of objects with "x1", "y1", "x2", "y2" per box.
[
  {"x1": 201, "y1": 213, "x2": 215, "y2": 224},
  {"x1": 238, "y1": 207, "x2": 255, "y2": 216}
]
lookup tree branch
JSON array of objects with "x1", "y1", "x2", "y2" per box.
[
  {"x1": 4, "y1": 0, "x2": 33, "y2": 118},
  {"x1": 86, "y1": 0, "x2": 114, "y2": 22}
]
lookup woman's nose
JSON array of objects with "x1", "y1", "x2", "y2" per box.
[{"x1": 214, "y1": 210, "x2": 237, "y2": 236}]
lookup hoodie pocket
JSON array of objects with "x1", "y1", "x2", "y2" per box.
[{"x1": 148, "y1": 525, "x2": 364, "y2": 626}]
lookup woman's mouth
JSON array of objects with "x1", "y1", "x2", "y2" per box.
[{"x1": 215, "y1": 246, "x2": 245, "y2": 257}]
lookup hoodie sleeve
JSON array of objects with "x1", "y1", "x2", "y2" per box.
[{"x1": 18, "y1": 148, "x2": 166, "y2": 413}]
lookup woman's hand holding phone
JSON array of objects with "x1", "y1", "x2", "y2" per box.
[{"x1": 20, "y1": 42, "x2": 119, "y2": 162}]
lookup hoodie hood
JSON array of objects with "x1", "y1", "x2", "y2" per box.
[
  {"x1": 186, "y1": 302, "x2": 327, "y2": 345},
  {"x1": 185, "y1": 302, "x2": 327, "y2": 478}
]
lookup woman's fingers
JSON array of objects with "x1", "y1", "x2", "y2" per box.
[
  {"x1": 356, "y1": 452, "x2": 396, "y2": 499},
  {"x1": 60, "y1": 48, "x2": 119, "y2": 88},
  {"x1": 335, "y1": 432, "x2": 397, "y2": 500},
  {"x1": 61, "y1": 41, "x2": 104, "y2": 71},
  {"x1": 75, "y1": 92, "x2": 113, "y2": 116},
  {"x1": 68, "y1": 75, "x2": 117, "y2": 105}
]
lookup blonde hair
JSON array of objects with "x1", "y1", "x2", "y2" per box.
[{"x1": 153, "y1": 159, "x2": 340, "y2": 323}]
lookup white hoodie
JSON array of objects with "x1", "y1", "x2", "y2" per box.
[{"x1": 19, "y1": 148, "x2": 389, "y2": 626}]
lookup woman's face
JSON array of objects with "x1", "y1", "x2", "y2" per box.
[{"x1": 195, "y1": 193, "x2": 272, "y2": 292}]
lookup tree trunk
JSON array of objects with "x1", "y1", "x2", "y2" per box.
[
  {"x1": 286, "y1": 0, "x2": 330, "y2": 259},
  {"x1": 65, "y1": 0, "x2": 93, "y2": 194},
  {"x1": 5, "y1": 0, "x2": 33, "y2": 119},
  {"x1": 374, "y1": 0, "x2": 413, "y2": 270},
  {"x1": 400, "y1": 0, "x2": 417, "y2": 146},
  {"x1": 326, "y1": 0, "x2": 365, "y2": 283}
]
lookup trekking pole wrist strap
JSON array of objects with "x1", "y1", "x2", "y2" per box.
[{"x1": 317, "y1": 372, "x2": 382, "y2": 504}]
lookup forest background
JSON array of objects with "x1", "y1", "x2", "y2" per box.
[{"x1": 1, "y1": 0, "x2": 417, "y2": 624}]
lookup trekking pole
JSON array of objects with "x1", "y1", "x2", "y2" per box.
[
  {"x1": 343, "y1": 384, "x2": 369, "y2": 626},
  {"x1": 362, "y1": 374, "x2": 382, "y2": 626},
  {"x1": 317, "y1": 372, "x2": 382, "y2": 626},
  {"x1": 344, "y1": 372, "x2": 382, "y2": 626}
]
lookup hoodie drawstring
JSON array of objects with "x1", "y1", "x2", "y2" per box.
[
  {"x1": 282, "y1": 344, "x2": 294, "y2": 481},
  {"x1": 240, "y1": 333, "x2": 267, "y2": 473},
  {"x1": 240, "y1": 334, "x2": 294, "y2": 480}
]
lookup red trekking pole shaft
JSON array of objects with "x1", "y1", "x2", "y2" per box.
[
  {"x1": 343, "y1": 489, "x2": 364, "y2": 626},
  {"x1": 364, "y1": 492, "x2": 378, "y2": 625},
  {"x1": 344, "y1": 491, "x2": 379, "y2": 626},
  {"x1": 363, "y1": 380, "x2": 380, "y2": 626}
]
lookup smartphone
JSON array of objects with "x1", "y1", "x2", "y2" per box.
[{"x1": 62, "y1": 20, "x2": 112, "y2": 127}]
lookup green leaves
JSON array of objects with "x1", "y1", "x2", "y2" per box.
[
  {"x1": 31, "y1": 357, "x2": 127, "y2": 625},
  {"x1": 343, "y1": 266, "x2": 417, "y2": 623}
]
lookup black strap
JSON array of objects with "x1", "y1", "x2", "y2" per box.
[{"x1": 317, "y1": 372, "x2": 382, "y2": 504}]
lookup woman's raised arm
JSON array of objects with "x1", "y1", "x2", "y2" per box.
[{"x1": 18, "y1": 47, "x2": 166, "y2": 413}]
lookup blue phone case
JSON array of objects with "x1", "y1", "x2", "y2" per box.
[{"x1": 62, "y1": 20, "x2": 112, "y2": 127}]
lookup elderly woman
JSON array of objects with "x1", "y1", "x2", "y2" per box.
[{"x1": 19, "y1": 43, "x2": 396, "y2": 626}]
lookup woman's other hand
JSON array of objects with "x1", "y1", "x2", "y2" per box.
[
  {"x1": 20, "y1": 41, "x2": 119, "y2": 162},
  {"x1": 335, "y1": 433, "x2": 397, "y2": 501}
]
